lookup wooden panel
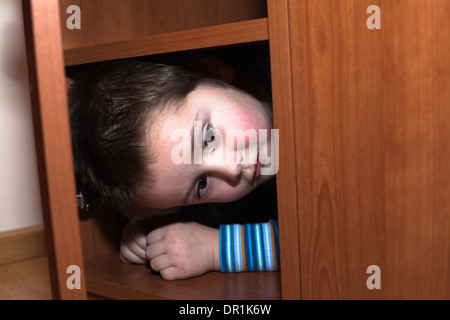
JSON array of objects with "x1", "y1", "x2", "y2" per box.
[
  {"x1": 64, "y1": 18, "x2": 269, "y2": 66},
  {"x1": 22, "y1": 0, "x2": 86, "y2": 299},
  {"x1": 267, "y1": 0, "x2": 301, "y2": 300},
  {"x1": 290, "y1": 0, "x2": 450, "y2": 299},
  {"x1": 59, "y1": 0, "x2": 267, "y2": 49},
  {"x1": 0, "y1": 225, "x2": 46, "y2": 265},
  {"x1": 85, "y1": 252, "x2": 280, "y2": 300}
]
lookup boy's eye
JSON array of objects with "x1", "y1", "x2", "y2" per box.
[
  {"x1": 204, "y1": 125, "x2": 216, "y2": 148},
  {"x1": 196, "y1": 178, "x2": 208, "y2": 199}
]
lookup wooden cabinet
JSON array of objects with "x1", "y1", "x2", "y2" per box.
[
  {"x1": 23, "y1": 0, "x2": 450, "y2": 300},
  {"x1": 280, "y1": 0, "x2": 450, "y2": 300}
]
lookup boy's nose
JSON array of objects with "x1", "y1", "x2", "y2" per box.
[
  {"x1": 215, "y1": 162, "x2": 243, "y2": 182},
  {"x1": 213, "y1": 150, "x2": 243, "y2": 182}
]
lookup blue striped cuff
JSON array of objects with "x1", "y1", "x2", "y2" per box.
[{"x1": 220, "y1": 220, "x2": 280, "y2": 273}]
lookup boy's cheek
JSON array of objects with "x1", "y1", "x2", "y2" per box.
[
  {"x1": 234, "y1": 113, "x2": 267, "y2": 132},
  {"x1": 218, "y1": 106, "x2": 264, "y2": 130}
]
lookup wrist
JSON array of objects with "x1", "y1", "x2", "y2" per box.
[{"x1": 211, "y1": 228, "x2": 221, "y2": 271}]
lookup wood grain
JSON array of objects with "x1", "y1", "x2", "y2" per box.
[
  {"x1": 267, "y1": 0, "x2": 302, "y2": 300},
  {"x1": 0, "y1": 256, "x2": 52, "y2": 300},
  {"x1": 59, "y1": 0, "x2": 267, "y2": 49},
  {"x1": 289, "y1": 0, "x2": 450, "y2": 299},
  {"x1": 22, "y1": 0, "x2": 86, "y2": 299},
  {"x1": 85, "y1": 252, "x2": 280, "y2": 300},
  {"x1": 0, "y1": 225, "x2": 46, "y2": 265},
  {"x1": 64, "y1": 18, "x2": 269, "y2": 66}
]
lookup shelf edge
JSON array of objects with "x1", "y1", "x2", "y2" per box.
[
  {"x1": 84, "y1": 252, "x2": 281, "y2": 300},
  {"x1": 64, "y1": 18, "x2": 268, "y2": 66}
]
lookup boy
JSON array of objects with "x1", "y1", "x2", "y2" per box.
[{"x1": 69, "y1": 58, "x2": 279, "y2": 280}]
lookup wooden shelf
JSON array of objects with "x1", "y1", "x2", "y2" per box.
[
  {"x1": 84, "y1": 252, "x2": 280, "y2": 300},
  {"x1": 64, "y1": 18, "x2": 268, "y2": 66}
]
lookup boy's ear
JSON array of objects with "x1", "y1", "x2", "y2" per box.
[{"x1": 185, "y1": 52, "x2": 235, "y2": 83}]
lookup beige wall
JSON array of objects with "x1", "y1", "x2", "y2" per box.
[{"x1": 0, "y1": 0, "x2": 43, "y2": 232}]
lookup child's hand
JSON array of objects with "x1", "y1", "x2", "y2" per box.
[
  {"x1": 119, "y1": 220, "x2": 147, "y2": 264},
  {"x1": 146, "y1": 222, "x2": 220, "y2": 280}
]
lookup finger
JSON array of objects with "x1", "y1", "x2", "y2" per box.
[
  {"x1": 146, "y1": 240, "x2": 166, "y2": 260},
  {"x1": 119, "y1": 253, "x2": 128, "y2": 263},
  {"x1": 132, "y1": 232, "x2": 147, "y2": 249},
  {"x1": 146, "y1": 227, "x2": 166, "y2": 244},
  {"x1": 126, "y1": 224, "x2": 147, "y2": 249},
  {"x1": 125, "y1": 238, "x2": 147, "y2": 261},
  {"x1": 120, "y1": 246, "x2": 146, "y2": 264},
  {"x1": 150, "y1": 254, "x2": 173, "y2": 272},
  {"x1": 160, "y1": 267, "x2": 180, "y2": 281}
]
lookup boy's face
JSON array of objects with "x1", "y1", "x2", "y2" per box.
[{"x1": 140, "y1": 85, "x2": 276, "y2": 210}]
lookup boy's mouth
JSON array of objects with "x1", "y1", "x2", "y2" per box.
[{"x1": 253, "y1": 154, "x2": 262, "y2": 183}]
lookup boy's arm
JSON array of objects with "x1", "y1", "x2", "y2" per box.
[
  {"x1": 219, "y1": 220, "x2": 280, "y2": 273},
  {"x1": 121, "y1": 218, "x2": 280, "y2": 279}
]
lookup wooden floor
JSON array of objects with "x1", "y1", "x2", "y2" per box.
[{"x1": 0, "y1": 256, "x2": 52, "y2": 300}]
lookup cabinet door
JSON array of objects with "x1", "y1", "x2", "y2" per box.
[
  {"x1": 22, "y1": 0, "x2": 86, "y2": 299},
  {"x1": 287, "y1": 0, "x2": 450, "y2": 299}
]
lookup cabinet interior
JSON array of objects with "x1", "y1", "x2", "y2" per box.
[{"x1": 61, "y1": 0, "x2": 280, "y2": 299}]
